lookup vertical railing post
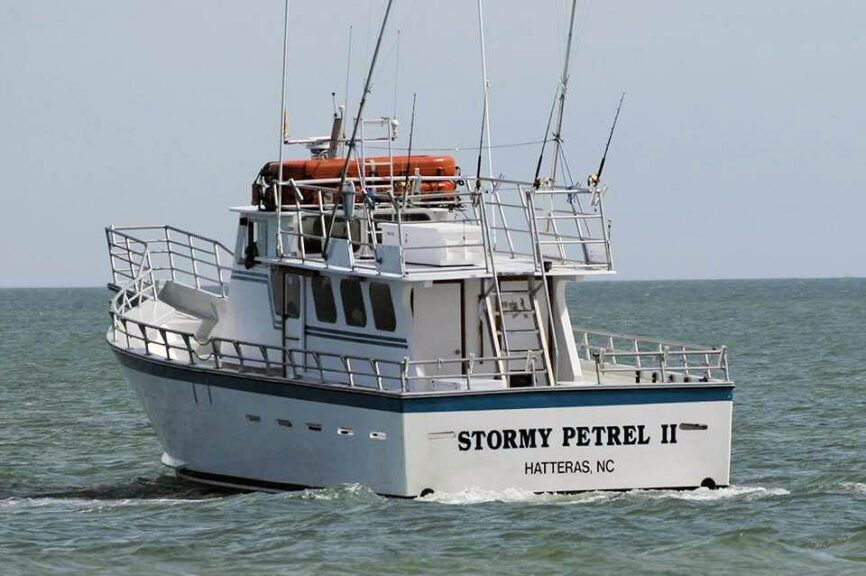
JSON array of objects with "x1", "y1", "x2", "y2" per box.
[
  {"x1": 596, "y1": 192, "x2": 613, "y2": 270},
  {"x1": 372, "y1": 359, "x2": 383, "y2": 390},
  {"x1": 401, "y1": 357, "x2": 409, "y2": 392},
  {"x1": 233, "y1": 341, "x2": 244, "y2": 371},
  {"x1": 139, "y1": 324, "x2": 150, "y2": 356},
  {"x1": 159, "y1": 328, "x2": 170, "y2": 360},
  {"x1": 260, "y1": 345, "x2": 271, "y2": 372},
  {"x1": 342, "y1": 356, "x2": 354, "y2": 387},
  {"x1": 165, "y1": 227, "x2": 177, "y2": 283},
  {"x1": 181, "y1": 334, "x2": 195, "y2": 364},
  {"x1": 660, "y1": 346, "x2": 669, "y2": 383}
]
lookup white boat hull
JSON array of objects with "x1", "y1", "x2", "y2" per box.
[{"x1": 115, "y1": 349, "x2": 732, "y2": 497}]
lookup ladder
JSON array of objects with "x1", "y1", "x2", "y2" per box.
[
  {"x1": 483, "y1": 278, "x2": 554, "y2": 386},
  {"x1": 476, "y1": 185, "x2": 555, "y2": 386}
]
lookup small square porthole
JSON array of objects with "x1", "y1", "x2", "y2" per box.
[
  {"x1": 337, "y1": 427, "x2": 354, "y2": 437},
  {"x1": 246, "y1": 414, "x2": 261, "y2": 423},
  {"x1": 369, "y1": 431, "x2": 387, "y2": 441},
  {"x1": 306, "y1": 423, "x2": 322, "y2": 432},
  {"x1": 277, "y1": 419, "x2": 293, "y2": 428}
]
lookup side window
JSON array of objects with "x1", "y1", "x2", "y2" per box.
[
  {"x1": 340, "y1": 278, "x2": 367, "y2": 327},
  {"x1": 270, "y1": 269, "x2": 300, "y2": 319},
  {"x1": 369, "y1": 282, "x2": 396, "y2": 332},
  {"x1": 311, "y1": 276, "x2": 337, "y2": 323}
]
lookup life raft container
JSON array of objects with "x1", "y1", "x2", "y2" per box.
[{"x1": 252, "y1": 155, "x2": 459, "y2": 207}]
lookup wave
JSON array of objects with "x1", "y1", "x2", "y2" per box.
[
  {"x1": 0, "y1": 475, "x2": 229, "y2": 506},
  {"x1": 419, "y1": 484, "x2": 790, "y2": 505},
  {"x1": 839, "y1": 482, "x2": 866, "y2": 495},
  {"x1": 281, "y1": 482, "x2": 383, "y2": 502}
]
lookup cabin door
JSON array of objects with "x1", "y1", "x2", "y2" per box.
[
  {"x1": 271, "y1": 269, "x2": 304, "y2": 358},
  {"x1": 412, "y1": 282, "x2": 462, "y2": 377}
]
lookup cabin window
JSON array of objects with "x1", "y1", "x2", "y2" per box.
[
  {"x1": 340, "y1": 278, "x2": 367, "y2": 327},
  {"x1": 312, "y1": 276, "x2": 337, "y2": 323},
  {"x1": 270, "y1": 269, "x2": 301, "y2": 319},
  {"x1": 369, "y1": 282, "x2": 396, "y2": 332}
]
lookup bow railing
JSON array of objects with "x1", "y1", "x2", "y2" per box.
[{"x1": 106, "y1": 225, "x2": 233, "y2": 297}]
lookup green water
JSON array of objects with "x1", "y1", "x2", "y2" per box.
[{"x1": 0, "y1": 280, "x2": 863, "y2": 575}]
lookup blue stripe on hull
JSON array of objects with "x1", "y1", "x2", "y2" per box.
[{"x1": 112, "y1": 347, "x2": 734, "y2": 414}]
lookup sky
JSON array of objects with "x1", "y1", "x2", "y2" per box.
[{"x1": 1, "y1": 0, "x2": 864, "y2": 287}]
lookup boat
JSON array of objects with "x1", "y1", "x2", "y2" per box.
[{"x1": 104, "y1": 1, "x2": 733, "y2": 497}]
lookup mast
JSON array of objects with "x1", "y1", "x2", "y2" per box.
[
  {"x1": 550, "y1": 0, "x2": 579, "y2": 185},
  {"x1": 275, "y1": 0, "x2": 291, "y2": 257},
  {"x1": 322, "y1": 0, "x2": 394, "y2": 258}
]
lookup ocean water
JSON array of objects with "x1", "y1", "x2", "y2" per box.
[{"x1": 0, "y1": 279, "x2": 863, "y2": 575}]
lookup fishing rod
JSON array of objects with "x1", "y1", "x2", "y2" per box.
[
  {"x1": 401, "y1": 92, "x2": 417, "y2": 209},
  {"x1": 322, "y1": 0, "x2": 395, "y2": 258},
  {"x1": 589, "y1": 91, "x2": 625, "y2": 187},
  {"x1": 531, "y1": 88, "x2": 561, "y2": 189}
]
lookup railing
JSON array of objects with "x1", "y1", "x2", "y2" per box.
[
  {"x1": 270, "y1": 175, "x2": 612, "y2": 276},
  {"x1": 106, "y1": 225, "x2": 234, "y2": 297},
  {"x1": 574, "y1": 327, "x2": 731, "y2": 384},
  {"x1": 109, "y1": 306, "x2": 551, "y2": 393}
]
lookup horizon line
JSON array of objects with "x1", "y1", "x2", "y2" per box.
[{"x1": 1, "y1": 275, "x2": 863, "y2": 290}]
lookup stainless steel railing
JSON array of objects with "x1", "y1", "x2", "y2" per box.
[
  {"x1": 109, "y1": 306, "x2": 550, "y2": 393},
  {"x1": 106, "y1": 225, "x2": 234, "y2": 297},
  {"x1": 574, "y1": 327, "x2": 731, "y2": 384},
  {"x1": 271, "y1": 175, "x2": 613, "y2": 275}
]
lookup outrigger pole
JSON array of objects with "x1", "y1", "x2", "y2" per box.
[
  {"x1": 275, "y1": 0, "x2": 291, "y2": 258},
  {"x1": 550, "y1": 0, "x2": 579, "y2": 186},
  {"x1": 323, "y1": 0, "x2": 394, "y2": 258},
  {"x1": 474, "y1": 0, "x2": 496, "y2": 241}
]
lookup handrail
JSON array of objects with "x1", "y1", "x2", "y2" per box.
[
  {"x1": 269, "y1": 177, "x2": 612, "y2": 275},
  {"x1": 109, "y1": 305, "x2": 556, "y2": 393},
  {"x1": 574, "y1": 327, "x2": 731, "y2": 384},
  {"x1": 107, "y1": 225, "x2": 234, "y2": 297}
]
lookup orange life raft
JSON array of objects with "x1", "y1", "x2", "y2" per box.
[{"x1": 253, "y1": 155, "x2": 459, "y2": 207}]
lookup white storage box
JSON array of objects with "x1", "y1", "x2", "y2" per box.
[{"x1": 379, "y1": 222, "x2": 484, "y2": 266}]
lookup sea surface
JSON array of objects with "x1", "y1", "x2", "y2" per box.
[{"x1": 0, "y1": 279, "x2": 863, "y2": 575}]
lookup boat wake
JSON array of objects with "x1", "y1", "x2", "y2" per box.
[
  {"x1": 419, "y1": 484, "x2": 791, "y2": 505},
  {"x1": 0, "y1": 475, "x2": 229, "y2": 507}
]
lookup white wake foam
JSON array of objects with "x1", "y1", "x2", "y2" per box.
[
  {"x1": 418, "y1": 484, "x2": 790, "y2": 505},
  {"x1": 839, "y1": 482, "x2": 866, "y2": 495}
]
